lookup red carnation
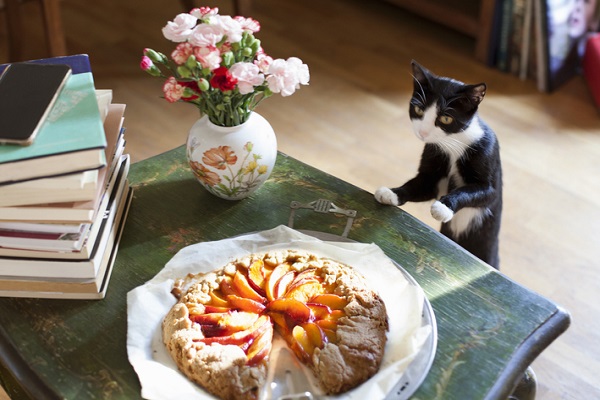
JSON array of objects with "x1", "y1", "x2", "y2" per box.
[
  {"x1": 178, "y1": 80, "x2": 200, "y2": 101},
  {"x1": 210, "y1": 67, "x2": 238, "y2": 91}
]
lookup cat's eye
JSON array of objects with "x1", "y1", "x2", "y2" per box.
[
  {"x1": 439, "y1": 115, "x2": 454, "y2": 125},
  {"x1": 413, "y1": 105, "x2": 424, "y2": 116}
]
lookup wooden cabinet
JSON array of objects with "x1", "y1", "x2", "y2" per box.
[{"x1": 381, "y1": 0, "x2": 497, "y2": 63}]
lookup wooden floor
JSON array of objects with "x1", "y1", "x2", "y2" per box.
[{"x1": 1, "y1": 0, "x2": 599, "y2": 399}]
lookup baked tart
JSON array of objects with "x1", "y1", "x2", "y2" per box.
[{"x1": 162, "y1": 249, "x2": 389, "y2": 400}]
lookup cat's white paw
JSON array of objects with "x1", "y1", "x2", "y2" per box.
[
  {"x1": 374, "y1": 187, "x2": 399, "y2": 206},
  {"x1": 431, "y1": 201, "x2": 454, "y2": 222}
]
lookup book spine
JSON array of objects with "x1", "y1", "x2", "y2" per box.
[
  {"x1": 519, "y1": 0, "x2": 534, "y2": 80},
  {"x1": 509, "y1": 0, "x2": 527, "y2": 76},
  {"x1": 497, "y1": 0, "x2": 515, "y2": 72},
  {"x1": 534, "y1": 0, "x2": 550, "y2": 91}
]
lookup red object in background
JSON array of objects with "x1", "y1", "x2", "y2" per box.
[{"x1": 583, "y1": 34, "x2": 600, "y2": 109}]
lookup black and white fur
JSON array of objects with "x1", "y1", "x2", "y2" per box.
[{"x1": 375, "y1": 61, "x2": 502, "y2": 269}]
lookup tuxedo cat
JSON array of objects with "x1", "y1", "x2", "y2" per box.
[{"x1": 375, "y1": 61, "x2": 502, "y2": 269}]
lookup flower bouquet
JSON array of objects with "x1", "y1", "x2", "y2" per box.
[{"x1": 140, "y1": 6, "x2": 310, "y2": 127}]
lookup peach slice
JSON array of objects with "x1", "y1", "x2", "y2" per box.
[
  {"x1": 285, "y1": 269, "x2": 320, "y2": 294},
  {"x1": 321, "y1": 327, "x2": 337, "y2": 343},
  {"x1": 209, "y1": 290, "x2": 230, "y2": 308},
  {"x1": 194, "y1": 311, "x2": 259, "y2": 337},
  {"x1": 269, "y1": 312, "x2": 292, "y2": 337},
  {"x1": 285, "y1": 280, "x2": 324, "y2": 303},
  {"x1": 310, "y1": 294, "x2": 348, "y2": 310},
  {"x1": 247, "y1": 339, "x2": 272, "y2": 366},
  {"x1": 247, "y1": 259, "x2": 266, "y2": 294},
  {"x1": 327, "y1": 309, "x2": 346, "y2": 321},
  {"x1": 315, "y1": 320, "x2": 338, "y2": 343},
  {"x1": 315, "y1": 319, "x2": 337, "y2": 331},
  {"x1": 186, "y1": 303, "x2": 206, "y2": 316},
  {"x1": 273, "y1": 271, "x2": 295, "y2": 299},
  {"x1": 203, "y1": 305, "x2": 231, "y2": 314},
  {"x1": 200, "y1": 315, "x2": 270, "y2": 346},
  {"x1": 226, "y1": 311, "x2": 260, "y2": 328},
  {"x1": 307, "y1": 303, "x2": 332, "y2": 320},
  {"x1": 232, "y1": 271, "x2": 266, "y2": 303},
  {"x1": 265, "y1": 263, "x2": 292, "y2": 301},
  {"x1": 286, "y1": 276, "x2": 320, "y2": 292},
  {"x1": 192, "y1": 311, "x2": 229, "y2": 326},
  {"x1": 220, "y1": 278, "x2": 237, "y2": 297},
  {"x1": 266, "y1": 298, "x2": 313, "y2": 325},
  {"x1": 291, "y1": 325, "x2": 315, "y2": 362},
  {"x1": 226, "y1": 294, "x2": 266, "y2": 313},
  {"x1": 291, "y1": 268, "x2": 318, "y2": 283},
  {"x1": 246, "y1": 321, "x2": 274, "y2": 366},
  {"x1": 303, "y1": 322, "x2": 326, "y2": 349}
]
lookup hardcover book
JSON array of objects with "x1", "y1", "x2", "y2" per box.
[
  {"x1": 0, "y1": 187, "x2": 132, "y2": 298},
  {"x1": 0, "y1": 173, "x2": 131, "y2": 279},
  {"x1": 0, "y1": 155, "x2": 129, "y2": 257},
  {"x1": 0, "y1": 170, "x2": 99, "y2": 207},
  {"x1": 0, "y1": 54, "x2": 92, "y2": 75},
  {"x1": 0, "y1": 102, "x2": 127, "y2": 223},
  {"x1": 0, "y1": 72, "x2": 107, "y2": 184},
  {"x1": 0, "y1": 154, "x2": 129, "y2": 223},
  {"x1": 0, "y1": 226, "x2": 88, "y2": 252},
  {"x1": 0, "y1": 101, "x2": 125, "y2": 207}
]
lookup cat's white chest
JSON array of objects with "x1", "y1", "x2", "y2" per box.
[
  {"x1": 437, "y1": 156, "x2": 464, "y2": 197},
  {"x1": 434, "y1": 121, "x2": 488, "y2": 237},
  {"x1": 439, "y1": 163, "x2": 487, "y2": 237}
]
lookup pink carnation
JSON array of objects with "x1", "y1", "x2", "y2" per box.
[
  {"x1": 230, "y1": 62, "x2": 264, "y2": 94},
  {"x1": 219, "y1": 42, "x2": 232, "y2": 53},
  {"x1": 194, "y1": 45, "x2": 222, "y2": 71},
  {"x1": 212, "y1": 15, "x2": 243, "y2": 43},
  {"x1": 162, "y1": 13, "x2": 197, "y2": 42},
  {"x1": 254, "y1": 52, "x2": 273, "y2": 74},
  {"x1": 140, "y1": 56, "x2": 153, "y2": 71},
  {"x1": 234, "y1": 16, "x2": 260, "y2": 32},
  {"x1": 266, "y1": 57, "x2": 310, "y2": 96},
  {"x1": 171, "y1": 42, "x2": 194, "y2": 65},
  {"x1": 189, "y1": 23, "x2": 224, "y2": 47},
  {"x1": 163, "y1": 77, "x2": 185, "y2": 102},
  {"x1": 190, "y1": 7, "x2": 219, "y2": 19}
]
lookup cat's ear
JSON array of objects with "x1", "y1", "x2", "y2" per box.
[
  {"x1": 465, "y1": 83, "x2": 487, "y2": 105},
  {"x1": 411, "y1": 60, "x2": 433, "y2": 89}
]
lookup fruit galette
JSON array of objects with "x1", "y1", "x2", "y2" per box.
[{"x1": 162, "y1": 249, "x2": 389, "y2": 400}]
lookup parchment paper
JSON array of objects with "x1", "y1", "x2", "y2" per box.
[{"x1": 127, "y1": 225, "x2": 432, "y2": 400}]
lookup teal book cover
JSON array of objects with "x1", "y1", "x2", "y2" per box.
[{"x1": 0, "y1": 72, "x2": 107, "y2": 164}]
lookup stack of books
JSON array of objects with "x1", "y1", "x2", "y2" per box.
[{"x1": 0, "y1": 54, "x2": 133, "y2": 299}]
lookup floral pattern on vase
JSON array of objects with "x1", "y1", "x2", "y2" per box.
[{"x1": 186, "y1": 112, "x2": 277, "y2": 200}]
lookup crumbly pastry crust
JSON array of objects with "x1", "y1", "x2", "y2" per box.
[{"x1": 162, "y1": 249, "x2": 389, "y2": 400}]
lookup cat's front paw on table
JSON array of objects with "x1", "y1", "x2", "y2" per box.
[
  {"x1": 431, "y1": 200, "x2": 454, "y2": 222},
  {"x1": 374, "y1": 187, "x2": 399, "y2": 206}
]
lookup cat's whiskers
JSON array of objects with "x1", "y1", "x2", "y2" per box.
[{"x1": 437, "y1": 136, "x2": 470, "y2": 161}]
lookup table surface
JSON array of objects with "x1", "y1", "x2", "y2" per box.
[{"x1": 0, "y1": 146, "x2": 570, "y2": 400}]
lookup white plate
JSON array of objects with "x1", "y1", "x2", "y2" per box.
[{"x1": 128, "y1": 226, "x2": 436, "y2": 400}]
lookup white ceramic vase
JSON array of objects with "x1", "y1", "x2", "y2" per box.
[{"x1": 186, "y1": 112, "x2": 277, "y2": 200}]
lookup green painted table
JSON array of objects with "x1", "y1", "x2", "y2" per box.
[{"x1": 0, "y1": 147, "x2": 570, "y2": 400}]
